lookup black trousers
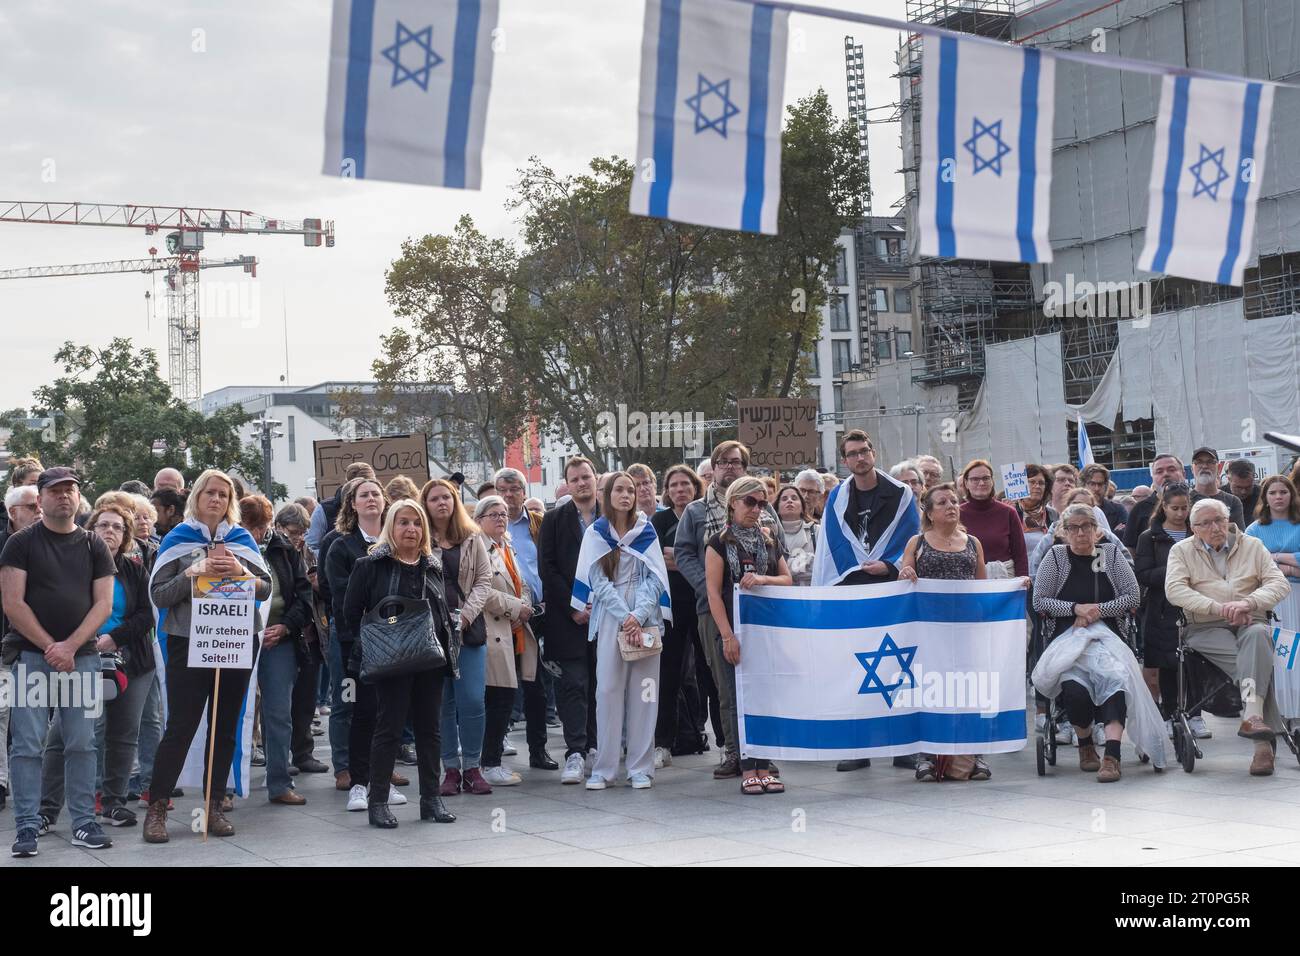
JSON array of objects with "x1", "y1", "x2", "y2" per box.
[
  {"x1": 481, "y1": 685, "x2": 516, "y2": 767},
  {"x1": 150, "y1": 634, "x2": 257, "y2": 801},
  {"x1": 342, "y1": 641, "x2": 379, "y2": 787},
  {"x1": 368, "y1": 666, "x2": 447, "y2": 804},
  {"x1": 556, "y1": 642, "x2": 598, "y2": 758},
  {"x1": 655, "y1": 613, "x2": 695, "y2": 748},
  {"x1": 291, "y1": 655, "x2": 321, "y2": 766},
  {"x1": 521, "y1": 670, "x2": 548, "y2": 750},
  {"x1": 1060, "y1": 681, "x2": 1126, "y2": 729}
]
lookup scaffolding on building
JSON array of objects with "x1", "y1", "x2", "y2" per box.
[{"x1": 844, "y1": 35, "x2": 879, "y2": 373}]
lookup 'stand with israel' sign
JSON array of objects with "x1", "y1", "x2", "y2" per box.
[{"x1": 735, "y1": 579, "x2": 1028, "y2": 760}]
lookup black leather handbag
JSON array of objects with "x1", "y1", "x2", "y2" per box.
[{"x1": 359, "y1": 565, "x2": 447, "y2": 681}]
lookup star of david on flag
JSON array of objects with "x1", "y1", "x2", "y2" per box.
[
  {"x1": 323, "y1": 0, "x2": 498, "y2": 189},
  {"x1": 919, "y1": 35, "x2": 1055, "y2": 262},
  {"x1": 1138, "y1": 76, "x2": 1274, "y2": 286},
  {"x1": 629, "y1": 0, "x2": 789, "y2": 235},
  {"x1": 855, "y1": 634, "x2": 918, "y2": 707}
]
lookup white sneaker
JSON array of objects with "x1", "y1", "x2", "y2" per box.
[
  {"x1": 388, "y1": 786, "x2": 408, "y2": 806},
  {"x1": 347, "y1": 785, "x2": 368, "y2": 811},
  {"x1": 1189, "y1": 715, "x2": 1212, "y2": 739},
  {"x1": 502, "y1": 737, "x2": 518, "y2": 756},
  {"x1": 1055, "y1": 721, "x2": 1075, "y2": 745},
  {"x1": 1165, "y1": 719, "x2": 1174, "y2": 739},
  {"x1": 654, "y1": 746, "x2": 671, "y2": 769},
  {"x1": 629, "y1": 773, "x2": 653, "y2": 789},
  {"x1": 585, "y1": 775, "x2": 608, "y2": 790},
  {"x1": 1092, "y1": 723, "x2": 1105, "y2": 746},
  {"x1": 482, "y1": 766, "x2": 522, "y2": 786},
  {"x1": 561, "y1": 753, "x2": 585, "y2": 784}
]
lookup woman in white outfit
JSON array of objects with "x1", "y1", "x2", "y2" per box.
[{"x1": 576, "y1": 472, "x2": 669, "y2": 791}]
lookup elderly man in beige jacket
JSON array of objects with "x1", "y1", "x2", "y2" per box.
[{"x1": 1165, "y1": 498, "x2": 1291, "y2": 775}]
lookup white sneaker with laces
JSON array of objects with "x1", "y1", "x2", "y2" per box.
[
  {"x1": 388, "y1": 786, "x2": 408, "y2": 806},
  {"x1": 482, "y1": 766, "x2": 522, "y2": 786},
  {"x1": 347, "y1": 785, "x2": 368, "y2": 811},
  {"x1": 585, "y1": 775, "x2": 608, "y2": 790},
  {"x1": 502, "y1": 737, "x2": 518, "y2": 756},
  {"x1": 629, "y1": 773, "x2": 653, "y2": 789},
  {"x1": 561, "y1": 752, "x2": 585, "y2": 785},
  {"x1": 1189, "y1": 715, "x2": 1212, "y2": 739},
  {"x1": 1055, "y1": 722, "x2": 1075, "y2": 745},
  {"x1": 654, "y1": 746, "x2": 671, "y2": 769}
]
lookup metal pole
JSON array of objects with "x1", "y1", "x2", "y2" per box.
[{"x1": 261, "y1": 420, "x2": 272, "y2": 498}]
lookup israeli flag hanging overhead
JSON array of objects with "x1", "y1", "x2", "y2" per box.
[
  {"x1": 1076, "y1": 413, "x2": 1094, "y2": 469},
  {"x1": 629, "y1": 0, "x2": 788, "y2": 234},
  {"x1": 919, "y1": 36, "x2": 1055, "y2": 262},
  {"x1": 1137, "y1": 76, "x2": 1274, "y2": 287},
  {"x1": 323, "y1": 0, "x2": 498, "y2": 188}
]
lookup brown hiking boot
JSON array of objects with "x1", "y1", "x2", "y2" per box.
[
  {"x1": 1097, "y1": 755, "x2": 1121, "y2": 783},
  {"x1": 1249, "y1": 745, "x2": 1275, "y2": 776},
  {"x1": 207, "y1": 799, "x2": 235, "y2": 837},
  {"x1": 143, "y1": 799, "x2": 169, "y2": 844},
  {"x1": 713, "y1": 752, "x2": 741, "y2": 778},
  {"x1": 1077, "y1": 743, "x2": 1101, "y2": 773}
]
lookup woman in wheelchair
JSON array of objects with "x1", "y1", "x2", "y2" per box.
[
  {"x1": 1165, "y1": 498, "x2": 1291, "y2": 776},
  {"x1": 1031, "y1": 504, "x2": 1147, "y2": 782}
]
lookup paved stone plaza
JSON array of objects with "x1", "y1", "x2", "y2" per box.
[{"x1": 8, "y1": 708, "x2": 1300, "y2": 867}]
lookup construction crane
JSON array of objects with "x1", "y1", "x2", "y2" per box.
[
  {"x1": 0, "y1": 254, "x2": 257, "y2": 281},
  {"x1": 0, "y1": 202, "x2": 334, "y2": 403}
]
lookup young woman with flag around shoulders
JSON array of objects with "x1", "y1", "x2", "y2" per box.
[
  {"x1": 144, "y1": 469, "x2": 272, "y2": 843},
  {"x1": 705, "y1": 476, "x2": 792, "y2": 796},
  {"x1": 574, "y1": 471, "x2": 672, "y2": 791}
]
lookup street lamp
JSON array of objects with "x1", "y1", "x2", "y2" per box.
[
  {"x1": 904, "y1": 403, "x2": 926, "y2": 457},
  {"x1": 252, "y1": 415, "x2": 284, "y2": 499}
]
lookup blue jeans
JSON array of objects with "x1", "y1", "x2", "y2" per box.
[
  {"x1": 10, "y1": 651, "x2": 101, "y2": 832},
  {"x1": 257, "y1": 638, "x2": 299, "y2": 797},
  {"x1": 327, "y1": 623, "x2": 352, "y2": 774},
  {"x1": 440, "y1": 644, "x2": 486, "y2": 770},
  {"x1": 129, "y1": 672, "x2": 162, "y2": 795}
]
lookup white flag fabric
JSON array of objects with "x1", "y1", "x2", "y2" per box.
[
  {"x1": 735, "y1": 579, "x2": 1028, "y2": 760},
  {"x1": 919, "y1": 36, "x2": 1054, "y2": 262},
  {"x1": 629, "y1": 0, "x2": 788, "y2": 234},
  {"x1": 1076, "y1": 413, "x2": 1094, "y2": 469},
  {"x1": 323, "y1": 0, "x2": 498, "y2": 188},
  {"x1": 1137, "y1": 76, "x2": 1273, "y2": 286}
]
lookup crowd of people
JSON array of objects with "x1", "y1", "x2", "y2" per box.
[{"x1": 3, "y1": 433, "x2": 1299, "y2": 856}]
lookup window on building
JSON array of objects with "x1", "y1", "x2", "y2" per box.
[
  {"x1": 830, "y1": 294, "x2": 850, "y2": 331},
  {"x1": 832, "y1": 339, "x2": 852, "y2": 376},
  {"x1": 805, "y1": 346, "x2": 819, "y2": 378},
  {"x1": 287, "y1": 415, "x2": 296, "y2": 462},
  {"x1": 894, "y1": 287, "x2": 912, "y2": 313},
  {"x1": 834, "y1": 247, "x2": 848, "y2": 287},
  {"x1": 896, "y1": 331, "x2": 913, "y2": 357},
  {"x1": 872, "y1": 288, "x2": 889, "y2": 312},
  {"x1": 873, "y1": 331, "x2": 892, "y2": 362},
  {"x1": 834, "y1": 383, "x2": 844, "y2": 416}
]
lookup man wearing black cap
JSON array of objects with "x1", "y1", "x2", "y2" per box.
[
  {"x1": 1, "y1": 468, "x2": 117, "y2": 857},
  {"x1": 1190, "y1": 447, "x2": 1246, "y2": 531}
]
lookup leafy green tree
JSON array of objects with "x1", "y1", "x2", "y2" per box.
[{"x1": 2, "y1": 339, "x2": 276, "y2": 498}]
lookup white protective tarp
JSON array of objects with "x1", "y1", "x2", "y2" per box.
[{"x1": 984, "y1": 334, "x2": 1069, "y2": 466}]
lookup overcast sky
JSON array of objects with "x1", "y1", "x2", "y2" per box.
[{"x1": 0, "y1": 0, "x2": 908, "y2": 411}]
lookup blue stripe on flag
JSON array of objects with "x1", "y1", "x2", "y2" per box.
[
  {"x1": 1290, "y1": 631, "x2": 1299, "y2": 671},
  {"x1": 1217, "y1": 82, "x2": 1262, "y2": 285},
  {"x1": 648, "y1": 0, "x2": 681, "y2": 218},
  {"x1": 745, "y1": 709, "x2": 1027, "y2": 749},
  {"x1": 739, "y1": 588, "x2": 1026, "y2": 629},
  {"x1": 741, "y1": 4, "x2": 773, "y2": 232},
  {"x1": 572, "y1": 578, "x2": 591, "y2": 605},
  {"x1": 934, "y1": 36, "x2": 958, "y2": 257},
  {"x1": 444, "y1": 0, "x2": 482, "y2": 189},
  {"x1": 1015, "y1": 48, "x2": 1041, "y2": 262},
  {"x1": 342, "y1": 0, "x2": 376, "y2": 178},
  {"x1": 1151, "y1": 76, "x2": 1190, "y2": 274}
]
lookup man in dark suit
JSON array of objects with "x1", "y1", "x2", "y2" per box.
[{"x1": 539, "y1": 456, "x2": 601, "y2": 785}]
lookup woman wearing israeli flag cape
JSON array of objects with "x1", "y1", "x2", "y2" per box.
[
  {"x1": 571, "y1": 472, "x2": 672, "y2": 791},
  {"x1": 143, "y1": 469, "x2": 271, "y2": 843}
]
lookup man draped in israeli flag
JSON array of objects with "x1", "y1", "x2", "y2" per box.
[
  {"x1": 150, "y1": 517, "x2": 268, "y2": 799},
  {"x1": 735, "y1": 580, "x2": 1027, "y2": 760},
  {"x1": 629, "y1": 0, "x2": 788, "y2": 234},
  {"x1": 571, "y1": 513, "x2": 673, "y2": 624},
  {"x1": 1137, "y1": 76, "x2": 1274, "y2": 286},
  {"x1": 919, "y1": 35, "x2": 1054, "y2": 262},
  {"x1": 323, "y1": 0, "x2": 498, "y2": 188}
]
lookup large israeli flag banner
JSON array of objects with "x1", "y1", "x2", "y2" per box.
[
  {"x1": 1137, "y1": 76, "x2": 1274, "y2": 286},
  {"x1": 736, "y1": 580, "x2": 1028, "y2": 760},
  {"x1": 629, "y1": 0, "x2": 788, "y2": 234},
  {"x1": 323, "y1": 0, "x2": 498, "y2": 188},
  {"x1": 919, "y1": 36, "x2": 1054, "y2": 262}
]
